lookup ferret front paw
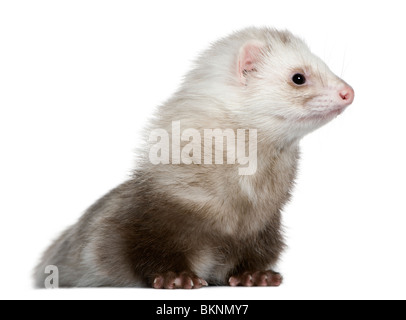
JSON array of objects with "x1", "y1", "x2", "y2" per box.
[
  {"x1": 229, "y1": 270, "x2": 283, "y2": 287},
  {"x1": 152, "y1": 272, "x2": 209, "y2": 289}
]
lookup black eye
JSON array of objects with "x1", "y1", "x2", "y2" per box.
[{"x1": 292, "y1": 73, "x2": 306, "y2": 86}]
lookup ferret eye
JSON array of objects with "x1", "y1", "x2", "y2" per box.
[{"x1": 292, "y1": 73, "x2": 306, "y2": 86}]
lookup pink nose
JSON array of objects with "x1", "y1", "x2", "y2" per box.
[{"x1": 339, "y1": 86, "x2": 355, "y2": 105}]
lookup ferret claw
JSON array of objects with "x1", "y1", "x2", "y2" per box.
[
  {"x1": 152, "y1": 272, "x2": 208, "y2": 290},
  {"x1": 228, "y1": 271, "x2": 283, "y2": 287}
]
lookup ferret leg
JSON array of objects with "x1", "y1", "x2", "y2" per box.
[
  {"x1": 228, "y1": 270, "x2": 282, "y2": 287},
  {"x1": 152, "y1": 272, "x2": 209, "y2": 290}
]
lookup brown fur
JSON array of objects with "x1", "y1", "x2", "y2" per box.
[{"x1": 34, "y1": 140, "x2": 296, "y2": 287}]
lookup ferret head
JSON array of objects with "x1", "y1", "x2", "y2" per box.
[
  {"x1": 234, "y1": 28, "x2": 354, "y2": 141},
  {"x1": 185, "y1": 28, "x2": 354, "y2": 144}
]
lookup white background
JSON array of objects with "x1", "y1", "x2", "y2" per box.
[{"x1": 1, "y1": 0, "x2": 405, "y2": 300}]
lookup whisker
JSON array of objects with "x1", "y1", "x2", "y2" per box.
[{"x1": 341, "y1": 46, "x2": 347, "y2": 78}]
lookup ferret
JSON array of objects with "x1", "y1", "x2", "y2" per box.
[{"x1": 34, "y1": 27, "x2": 354, "y2": 289}]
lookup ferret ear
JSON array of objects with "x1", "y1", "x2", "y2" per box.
[{"x1": 237, "y1": 41, "x2": 264, "y2": 85}]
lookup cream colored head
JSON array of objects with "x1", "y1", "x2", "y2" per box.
[{"x1": 183, "y1": 27, "x2": 354, "y2": 144}]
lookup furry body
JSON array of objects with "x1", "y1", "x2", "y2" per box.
[{"x1": 35, "y1": 27, "x2": 354, "y2": 288}]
